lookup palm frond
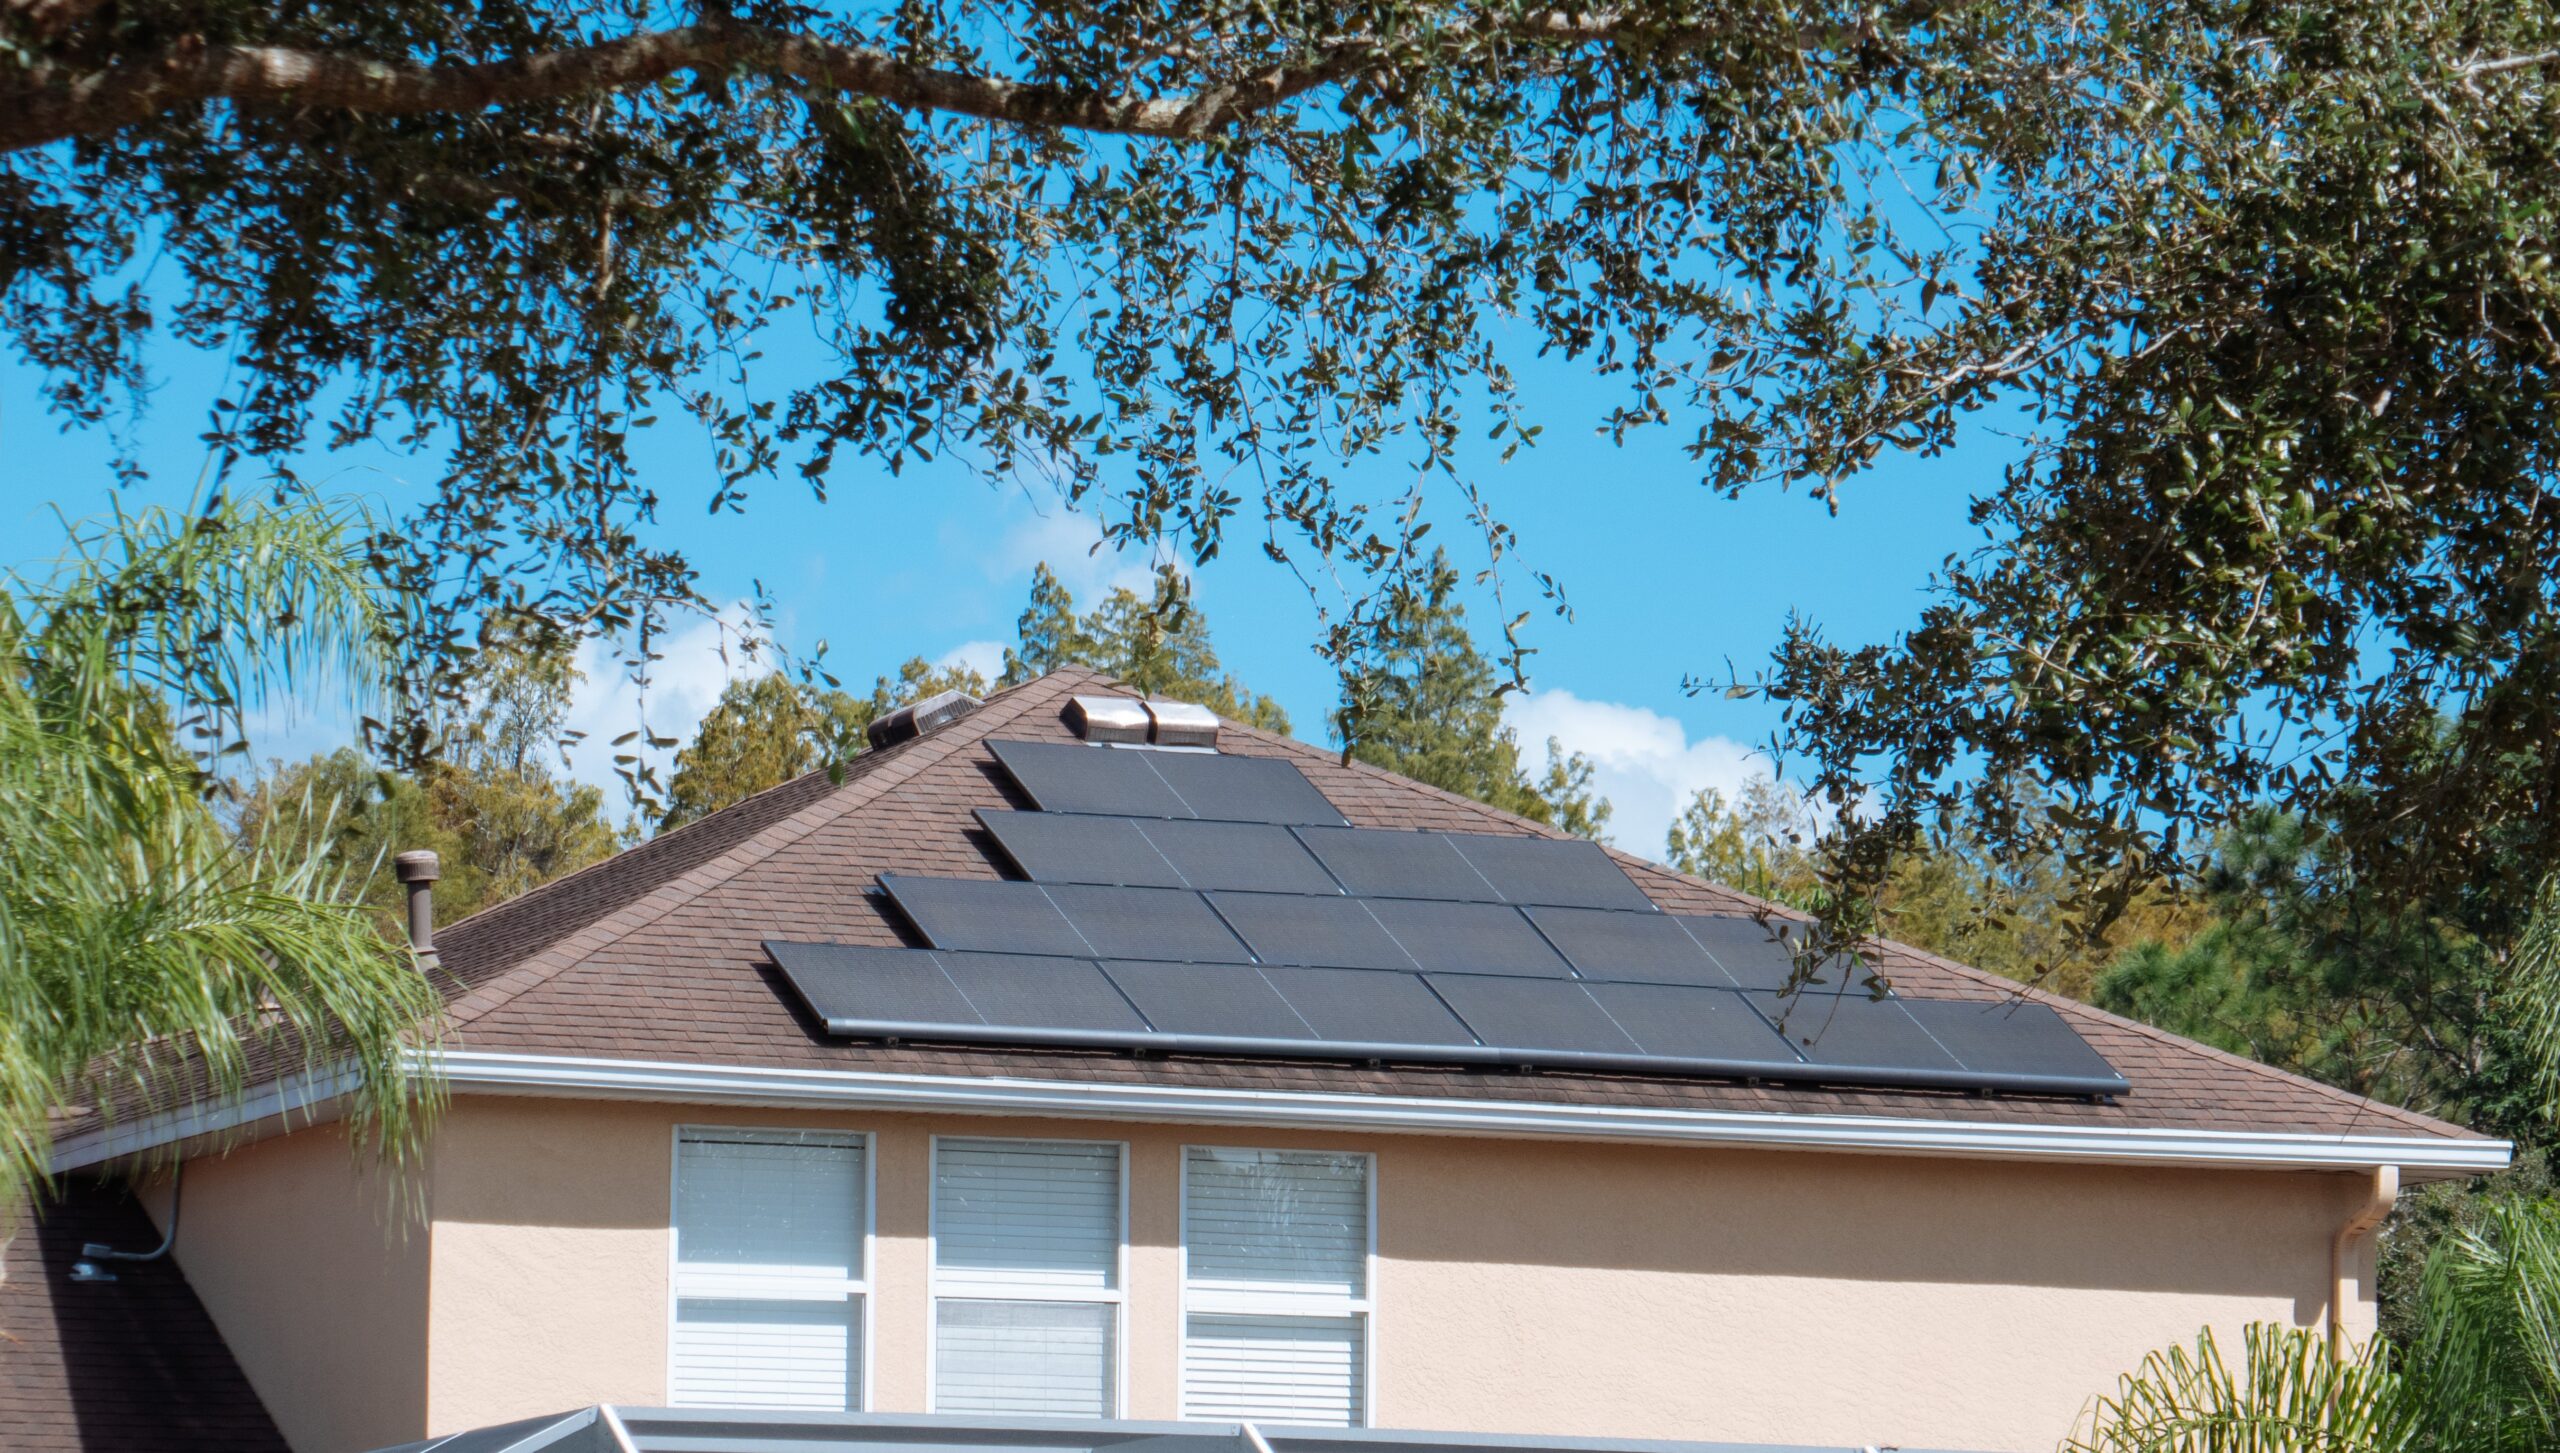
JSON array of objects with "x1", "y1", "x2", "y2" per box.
[
  {"x1": 2065, "y1": 1323, "x2": 2419, "y2": 1453},
  {"x1": 2406, "y1": 1196, "x2": 2560, "y2": 1448}
]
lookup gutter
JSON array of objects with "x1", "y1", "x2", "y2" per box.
[{"x1": 51, "y1": 1049, "x2": 2512, "y2": 1177}]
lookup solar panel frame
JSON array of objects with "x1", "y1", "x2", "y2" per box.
[
  {"x1": 1209, "y1": 891, "x2": 1417, "y2": 970},
  {"x1": 1135, "y1": 817, "x2": 1343, "y2": 894},
  {"x1": 1142, "y1": 750, "x2": 1349, "y2": 826},
  {"x1": 1364, "y1": 899, "x2": 1573, "y2": 977},
  {"x1": 1586, "y1": 981, "x2": 1807, "y2": 1070},
  {"x1": 764, "y1": 940, "x2": 979, "y2": 1027},
  {"x1": 988, "y1": 739, "x2": 1193, "y2": 818},
  {"x1": 1263, "y1": 965, "x2": 1483, "y2": 1047},
  {"x1": 1043, "y1": 883, "x2": 1255, "y2": 963},
  {"x1": 876, "y1": 874, "x2": 1092, "y2": 957},
  {"x1": 1099, "y1": 960, "x2": 1320, "y2": 1041},
  {"x1": 1755, "y1": 991, "x2": 1962, "y2": 1077},
  {"x1": 1443, "y1": 832, "x2": 1657, "y2": 911},
  {"x1": 1675, "y1": 914, "x2": 1883, "y2": 996},
  {"x1": 1520, "y1": 905, "x2": 1733, "y2": 987},
  {"x1": 933, "y1": 952, "x2": 1148, "y2": 1033},
  {"x1": 1901, "y1": 997, "x2": 2129, "y2": 1093},
  {"x1": 1292, "y1": 827, "x2": 1502, "y2": 902},
  {"x1": 975, "y1": 810, "x2": 1187, "y2": 888},
  {"x1": 1423, "y1": 974, "x2": 1644, "y2": 1057}
]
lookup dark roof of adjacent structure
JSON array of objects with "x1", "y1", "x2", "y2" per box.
[
  {"x1": 411, "y1": 665, "x2": 2482, "y2": 1147},
  {"x1": 0, "y1": 1178, "x2": 288, "y2": 1453},
  {"x1": 368, "y1": 1407, "x2": 1989, "y2": 1453}
]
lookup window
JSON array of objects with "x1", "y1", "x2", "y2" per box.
[
  {"x1": 1181, "y1": 1147, "x2": 1372, "y2": 1425},
  {"x1": 931, "y1": 1137, "x2": 1125, "y2": 1416},
  {"x1": 669, "y1": 1128, "x2": 869, "y2": 1410}
]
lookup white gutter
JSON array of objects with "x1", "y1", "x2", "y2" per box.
[{"x1": 53, "y1": 1048, "x2": 2512, "y2": 1177}]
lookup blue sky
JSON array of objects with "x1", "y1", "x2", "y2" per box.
[{"x1": 3, "y1": 333, "x2": 2004, "y2": 859}]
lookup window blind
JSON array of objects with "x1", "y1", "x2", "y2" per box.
[
  {"x1": 932, "y1": 1137, "x2": 1123, "y2": 1416},
  {"x1": 1183, "y1": 1148, "x2": 1370, "y2": 1425},
  {"x1": 672, "y1": 1129, "x2": 866, "y2": 1410}
]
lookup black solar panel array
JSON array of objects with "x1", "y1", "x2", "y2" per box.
[
  {"x1": 766, "y1": 941, "x2": 2127, "y2": 1095},
  {"x1": 784, "y1": 737, "x2": 2134, "y2": 1098}
]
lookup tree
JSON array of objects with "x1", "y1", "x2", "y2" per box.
[
  {"x1": 1337, "y1": 551, "x2": 1607, "y2": 837},
  {"x1": 1665, "y1": 776, "x2": 1824, "y2": 909},
  {"x1": 0, "y1": 498, "x2": 441, "y2": 1205},
  {"x1": 658, "y1": 656, "x2": 988, "y2": 827},
  {"x1": 1000, "y1": 563, "x2": 1289, "y2": 734},
  {"x1": 239, "y1": 626, "x2": 622, "y2": 925}
]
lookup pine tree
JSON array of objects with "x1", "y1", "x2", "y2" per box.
[{"x1": 998, "y1": 563, "x2": 1289, "y2": 734}]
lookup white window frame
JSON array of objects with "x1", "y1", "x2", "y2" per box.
[
  {"x1": 1177, "y1": 1145, "x2": 1378, "y2": 1427},
  {"x1": 665, "y1": 1124, "x2": 876, "y2": 1412},
  {"x1": 925, "y1": 1134, "x2": 1131, "y2": 1418}
]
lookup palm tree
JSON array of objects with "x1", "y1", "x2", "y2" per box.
[{"x1": 0, "y1": 497, "x2": 444, "y2": 1208}]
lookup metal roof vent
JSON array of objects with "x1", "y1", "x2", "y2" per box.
[
  {"x1": 867, "y1": 688, "x2": 981, "y2": 750},
  {"x1": 1065, "y1": 694, "x2": 1152, "y2": 744},
  {"x1": 1144, "y1": 698, "x2": 1220, "y2": 748}
]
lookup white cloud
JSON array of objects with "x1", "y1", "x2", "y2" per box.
[
  {"x1": 938, "y1": 639, "x2": 1007, "y2": 683},
  {"x1": 986, "y1": 504, "x2": 1172, "y2": 602},
  {"x1": 561, "y1": 605, "x2": 769, "y2": 793},
  {"x1": 1501, "y1": 689, "x2": 1768, "y2": 863}
]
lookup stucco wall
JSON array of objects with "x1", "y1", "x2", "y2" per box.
[
  {"x1": 409, "y1": 1096, "x2": 2381, "y2": 1453},
  {"x1": 158, "y1": 1125, "x2": 431, "y2": 1453}
]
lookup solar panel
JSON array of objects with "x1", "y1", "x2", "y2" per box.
[
  {"x1": 1425, "y1": 975, "x2": 1643, "y2": 1056},
  {"x1": 765, "y1": 940, "x2": 978, "y2": 1026},
  {"x1": 1520, "y1": 905, "x2": 1731, "y2": 987},
  {"x1": 1044, "y1": 883, "x2": 1253, "y2": 963},
  {"x1": 933, "y1": 952, "x2": 1147, "y2": 1032},
  {"x1": 1676, "y1": 914, "x2": 1880, "y2": 995},
  {"x1": 878, "y1": 875, "x2": 1090, "y2": 956},
  {"x1": 1142, "y1": 750, "x2": 1349, "y2": 826},
  {"x1": 1584, "y1": 982, "x2": 1804, "y2": 1069},
  {"x1": 1136, "y1": 818, "x2": 1342, "y2": 894},
  {"x1": 976, "y1": 810, "x2": 1185, "y2": 888},
  {"x1": 1902, "y1": 998, "x2": 2127, "y2": 1091},
  {"x1": 1209, "y1": 892, "x2": 1416, "y2": 970},
  {"x1": 1100, "y1": 961, "x2": 1318, "y2": 1041},
  {"x1": 988, "y1": 739, "x2": 1192, "y2": 818},
  {"x1": 1444, "y1": 833, "x2": 1657, "y2": 911},
  {"x1": 1365, "y1": 899, "x2": 1571, "y2": 977},
  {"x1": 1264, "y1": 966, "x2": 1482, "y2": 1047},
  {"x1": 1757, "y1": 991, "x2": 1961, "y2": 1074},
  {"x1": 1293, "y1": 827, "x2": 1500, "y2": 901}
]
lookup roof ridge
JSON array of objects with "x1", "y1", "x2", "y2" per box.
[{"x1": 441, "y1": 668, "x2": 1083, "y2": 1034}]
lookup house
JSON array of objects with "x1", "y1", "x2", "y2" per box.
[{"x1": 6, "y1": 666, "x2": 2509, "y2": 1453}]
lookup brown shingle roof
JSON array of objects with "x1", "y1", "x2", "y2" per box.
[
  {"x1": 427, "y1": 665, "x2": 2480, "y2": 1146},
  {"x1": 0, "y1": 1180, "x2": 289, "y2": 1453}
]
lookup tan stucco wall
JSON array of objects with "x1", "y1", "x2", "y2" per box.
[
  {"x1": 402, "y1": 1097, "x2": 2382, "y2": 1453},
  {"x1": 158, "y1": 1125, "x2": 431, "y2": 1453}
]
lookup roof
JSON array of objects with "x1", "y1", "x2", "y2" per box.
[
  {"x1": 0, "y1": 1179, "x2": 289, "y2": 1453},
  {"x1": 367, "y1": 1406, "x2": 1987, "y2": 1453},
  {"x1": 393, "y1": 665, "x2": 2486, "y2": 1158}
]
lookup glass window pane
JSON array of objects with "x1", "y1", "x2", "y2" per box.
[
  {"x1": 935, "y1": 1139, "x2": 1122, "y2": 1293},
  {"x1": 1184, "y1": 1313, "x2": 1364, "y2": 1425},
  {"x1": 935, "y1": 1299, "x2": 1115, "y2": 1416},
  {"x1": 673, "y1": 1296, "x2": 861, "y2": 1410},
  {"x1": 1184, "y1": 1148, "x2": 1366, "y2": 1295},
  {"x1": 676, "y1": 1131, "x2": 864, "y2": 1283}
]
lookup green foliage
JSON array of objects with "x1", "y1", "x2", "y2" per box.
[
  {"x1": 1338, "y1": 552, "x2": 1608, "y2": 838},
  {"x1": 2096, "y1": 812, "x2": 2538, "y2": 1146},
  {"x1": 0, "y1": 499, "x2": 442, "y2": 1207},
  {"x1": 2403, "y1": 1196, "x2": 2560, "y2": 1447},
  {"x1": 1665, "y1": 777, "x2": 1824, "y2": 909},
  {"x1": 1000, "y1": 563, "x2": 1288, "y2": 734},
  {"x1": 657, "y1": 656, "x2": 987, "y2": 829},
  {"x1": 2067, "y1": 1323, "x2": 2419, "y2": 1453}
]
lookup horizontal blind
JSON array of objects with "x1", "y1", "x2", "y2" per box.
[
  {"x1": 1184, "y1": 1313, "x2": 1365, "y2": 1425},
  {"x1": 673, "y1": 1129, "x2": 866, "y2": 1410},
  {"x1": 934, "y1": 1139, "x2": 1122, "y2": 1294},
  {"x1": 673, "y1": 1298, "x2": 861, "y2": 1410},
  {"x1": 1185, "y1": 1148, "x2": 1367, "y2": 1299},
  {"x1": 934, "y1": 1299, "x2": 1116, "y2": 1416}
]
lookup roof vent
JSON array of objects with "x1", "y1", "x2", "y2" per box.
[
  {"x1": 867, "y1": 689, "x2": 981, "y2": 750},
  {"x1": 1144, "y1": 698, "x2": 1220, "y2": 748},
  {"x1": 1065, "y1": 694, "x2": 1152, "y2": 744}
]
